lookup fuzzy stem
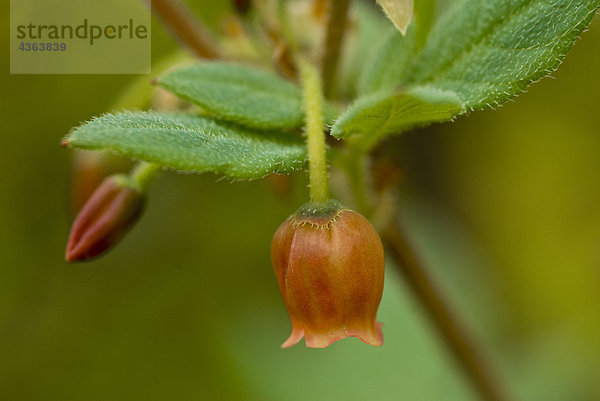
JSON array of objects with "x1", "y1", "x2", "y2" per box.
[
  {"x1": 381, "y1": 218, "x2": 513, "y2": 401},
  {"x1": 321, "y1": 0, "x2": 351, "y2": 99},
  {"x1": 148, "y1": 0, "x2": 221, "y2": 59},
  {"x1": 131, "y1": 162, "x2": 161, "y2": 193},
  {"x1": 299, "y1": 59, "x2": 329, "y2": 204}
]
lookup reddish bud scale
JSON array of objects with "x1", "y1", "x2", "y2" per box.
[
  {"x1": 271, "y1": 203, "x2": 385, "y2": 348},
  {"x1": 65, "y1": 175, "x2": 145, "y2": 262}
]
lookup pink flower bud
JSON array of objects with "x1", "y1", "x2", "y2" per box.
[
  {"x1": 65, "y1": 175, "x2": 145, "y2": 263},
  {"x1": 271, "y1": 202, "x2": 385, "y2": 348}
]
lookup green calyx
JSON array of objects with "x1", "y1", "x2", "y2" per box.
[
  {"x1": 111, "y1": 174, "x2": 143, "y2": 194},
  {"x1": 294, "y1": 199, "x2": 345, "y2": 220}
]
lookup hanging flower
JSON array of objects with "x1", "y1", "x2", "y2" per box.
[{"x1": 271, "y1": 201, "x2": 385, "y2": 348}]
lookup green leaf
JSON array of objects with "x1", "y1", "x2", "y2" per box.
[
  {"x1": 357, "y1": 26, "x2": 416, "y2": 96},
  {"x1": 340, "y1": 0, "x2": 392, "y2": 99},
  {"x1": 406, "y1": 0, "x2": 600, "y2": 110},
  {"x1": 357, "y1": 0, "x2": 436, "y2": 96},
  {"x1": 110, "y1": 51, "x2": 190, "y2": 110},
  {"x1": 158, "y1": 62, "x2": 323, "y2": 131},
  {"x1": 63, "y1": 111, "x2": 307, "y2": 179},
  {"x1": 331, "y1": 86, "x2": 464, "y2": 150},
  {"x1": 414, "y1": 0, "x2": 437, "y2": 49},
  {"x1": 338, "y1": 0, "x2": 599, "y2": 148}
]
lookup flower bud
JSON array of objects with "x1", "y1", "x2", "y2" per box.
[
  {"x1": 69, "y1": 150, "x2": 113, "y2": 216},
  {"x1": 65, "y1": 174, "x2": 145, "y2": 263},
  {"x1": 271, "y1": 201, "x2": 385, "y2": 348}
]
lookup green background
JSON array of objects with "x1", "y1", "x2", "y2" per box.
[{"x1": 1, "y1": 1, "x2": 599, "y2": 400}]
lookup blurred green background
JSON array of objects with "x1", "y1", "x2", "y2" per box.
[{"x1": 1, "y1": 1, "x2": 600, "y2": 400}]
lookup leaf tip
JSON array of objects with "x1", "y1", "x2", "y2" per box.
[
  {"x1": 329, "y1": 122, "x2": 343, "y2": 139},
  {"x1": 376, "y1": 0, "x2": 414, "y2": 36}
]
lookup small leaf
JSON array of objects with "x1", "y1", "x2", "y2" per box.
[
  {"x1": 406, "y1": 0, "x2": 600, "y2": 110},
  {"x1": 357, "y1": 26, "x2": 416, "y2": 96},
  {"x1": 376, "y1": 0, "x2": 414, "y2": 35},
  {"x1": 63, "y1": 112, "x2": 307, "y2": 179},
  {"x1": 158, "y1": 62, "x2": 332, "y2": 131},
  {"x1": 331, "y1": 86, "x2": 464, "y2": 150}
]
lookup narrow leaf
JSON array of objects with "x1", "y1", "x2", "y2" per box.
[
  {"x1": 406, "y1": 0, "x2": 600, "y2": 109},
  {"x1": 331, "y1": 86, "x2": 464, "y2": 150},
  {"x1": 158, "y1": 62, "x2": 330, "y2": 131},
  {"x1": 63, "y1": 112, "x2": 307, "y2": 179},
  {"x1": 376, "y1": 0, "x2": 414, "y2": 35}
]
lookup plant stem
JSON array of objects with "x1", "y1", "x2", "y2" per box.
[
  {"x1": 299, "y1": 59, "x2": 329, "y2": 204},
  {"x1": 131, "y1": 162, "x2": 161, "y2": 193},
  {"x1": 321, "y1": 0, "x2": 351, "y2": 99},
  {"x1": 381, "y1": 218, "x2": 513, "y2": 401},
  {"x1": 149, "y1": 0, "x2": 221, "y2": 59}
]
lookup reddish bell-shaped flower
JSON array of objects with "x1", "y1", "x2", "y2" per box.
[
  {"x1": 271, "y1": 201, "x2": 385, "y2": 348},
  {"x1": 65, "y1": 174, "x2": 145, "y2": 263}
]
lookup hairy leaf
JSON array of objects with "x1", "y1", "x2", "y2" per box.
[
  {"x1": 406, "y1": 0, "x2": 600, "y2": 109},
  {"x1": 339, "y1": 0, "x2": 599, "y2": 148},
  {"x1": 332, "y1": 87, "x2": 464, "y2": 150},
  {"x1": 63, "y1": 112, "x2": 307, "y2": 179},
  {"x1": 158, "y1": 62, "x2": 321, "y2": 131}
]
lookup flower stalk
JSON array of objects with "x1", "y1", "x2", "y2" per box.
[
  {"x1": 131, "y1": 161, "x2": 161, "y2": 193},
  {"x1": 299, "y1": 58, "x2": 329, "y2": 204},
  {"x1": 149, "y1": 0, "x2": 221, "y2": 59}
]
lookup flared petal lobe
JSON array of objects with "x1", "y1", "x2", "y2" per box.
[{"x1": 271, "y1": 205, "x2": 385, "y2": 348}]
